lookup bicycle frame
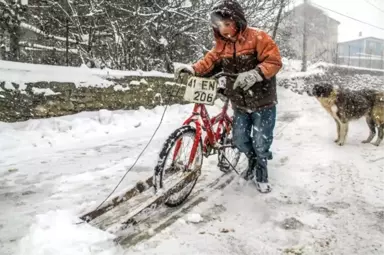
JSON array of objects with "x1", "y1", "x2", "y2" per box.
[{"x1": 173, "y1": 98, "x2": 233, "y2": 169}]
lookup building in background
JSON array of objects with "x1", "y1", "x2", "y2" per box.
[
  {"x1": 337, "y1": 36, "x2": 384, "y2": 70},
  {"x1": 281, "y1": 2, "x2": 340, "y2": 63}
]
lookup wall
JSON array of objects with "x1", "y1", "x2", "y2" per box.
[{"x1": 0, "y1": 76, "x2": 186, "y2": 122}]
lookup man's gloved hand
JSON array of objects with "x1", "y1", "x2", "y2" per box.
[
  {"x1": 174, "y1": 63, "x2": 195, "y2": 79},
  {"x1": 233, "y1": 68, "x2": 264, "y2": 91}
]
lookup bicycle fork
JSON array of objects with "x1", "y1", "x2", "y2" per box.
[{"x1": 172, "y1": 120, "x2": 203, "y2": 171}]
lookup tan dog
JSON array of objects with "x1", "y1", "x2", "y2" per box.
[
  {"x1": 311, "y1": 83, "x2": 384, "y2": 146},
  {"x1": 366, "y1": 92, "x2": 384, "y2": 146}
]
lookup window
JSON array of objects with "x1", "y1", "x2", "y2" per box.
[{"x1": 366, "y1": 40, "x2": 383, "y2": 55}]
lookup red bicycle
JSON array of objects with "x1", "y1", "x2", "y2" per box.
[{"x1": 153, "y1": 72, "x2": 241, "y2": 207}]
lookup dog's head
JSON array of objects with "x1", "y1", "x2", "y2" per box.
[{"x1": 311, "y1": 83, "x2": 334, "y2": 98}]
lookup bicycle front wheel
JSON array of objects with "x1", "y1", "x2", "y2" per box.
[
  {"x1": 154, "y1": 125, "x2": 203, "y2": 207},
  {"x1": 217, "y1": 126, "x2": 241, "y2": 173}
]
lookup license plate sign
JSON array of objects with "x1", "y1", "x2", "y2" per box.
[{"x1": 183, "y1": 77, "x2": 217, "y2": 105}]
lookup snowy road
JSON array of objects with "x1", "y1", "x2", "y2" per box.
[{"x1": 1, "y1": 87, "x2": 383, "y2": 255}]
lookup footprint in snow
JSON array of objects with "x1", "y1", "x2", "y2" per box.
[{"x1": 279, "y1": 217, "x2": 304, "y2": 230}]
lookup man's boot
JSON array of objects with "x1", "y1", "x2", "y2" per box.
[
  {"x1": 240, "y1": 157, "x2": 256, "y2": 180},
  {"x1": 253, "y1": 158, "x2": 272, "y2": 193},
  {"x1": 255, "y1": 181, "x2": 272, "y2": 193}
]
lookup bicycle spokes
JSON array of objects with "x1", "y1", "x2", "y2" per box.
[{"x1": 171, "y1": 133, "x2": 198, "y2": 171}]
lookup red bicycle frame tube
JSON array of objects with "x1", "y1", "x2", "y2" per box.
[{"x1": 172, "y1": 100, "x2": 233, "y2": 169}]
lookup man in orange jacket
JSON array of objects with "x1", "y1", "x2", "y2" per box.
[{"x1": 175, "y1": 0, "x2": 283, "y2": 193}]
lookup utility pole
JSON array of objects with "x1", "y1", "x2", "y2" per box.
[
  {"x1": 348, "y1": 45, "x2": 351, "y2": 66},
  {"x1": 301, "y1": 0, "x2": 308, "y2": 72},
  {"x1": 66, "y1": 18, "x2": 69, "y2": 66}
]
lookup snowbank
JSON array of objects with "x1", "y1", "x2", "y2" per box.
[
  {"x1": 0, "y1": 60, "x2": 173, "y2": 89},
  {"x1": 92, "y1": 68, "x2": 173, "y2": 80},
  {"x1": 0, "y1": 60, "x2": 113, "y2": 89},
  {"x1": 16, "y1": 210, "x2": 123, "y2": 255},
  {"x1": 0, "y1": 104, "x2": 194, "y2": 153}
]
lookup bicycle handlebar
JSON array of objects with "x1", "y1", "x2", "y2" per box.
[
  {"x1": 212, "y1": 72, "x2": 255, "y2": 97},
  {"x1": 210, "y1": 72, "x2": 239, "y2": 79},
  {"x1": 178, "y1": 71, "x2": 238, "y2": 80}
]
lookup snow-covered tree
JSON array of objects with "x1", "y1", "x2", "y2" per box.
[
  {"x1": 0, "y1": 0, "x2": 28, "y2": 60},
  {"x1": 14, "y1": 0, "x2": 292, "y2": 70}
]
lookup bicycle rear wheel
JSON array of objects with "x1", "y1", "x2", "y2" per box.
[{"x1": 154, "y1": 125, "x2": 203, "y2": 207}]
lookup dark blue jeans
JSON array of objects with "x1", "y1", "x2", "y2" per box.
[{"x1": 232, "y1": 106, "x2": 276, "y2": 183}]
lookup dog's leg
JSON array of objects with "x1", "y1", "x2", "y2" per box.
[
  {"x1": 334, "y1": 118, "x2": 341, "y2": 143},
  {"x1": 330, "y1": 105, "x2": 343, "y2": 144},
  {"x1": 337, "y1": 121, "x2": 348, "y2": 146},
  {"x1": 372, "y1": 124, "x2": 383, "y2": 146},
  {"x1": 362, "y1": 116, "x2": 376, "y2": 143}
]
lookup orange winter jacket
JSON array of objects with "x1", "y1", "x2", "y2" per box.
[
  {"x1": 192, "y1": 26, "x2": 283, "y2": 111},
  {"x1": 189, "y1": 0, "x2": 283, "y2": 111},
  {"x1": 193, "y1": 27, "x2": 282, "y2": 80}
]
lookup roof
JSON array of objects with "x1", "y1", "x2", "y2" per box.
[
  {"x1": 338, "y1": 36, "x2": 384, "y2": 44},
  {"x1": 287, "y1": 2, "x2": 341, "y2": 25}
]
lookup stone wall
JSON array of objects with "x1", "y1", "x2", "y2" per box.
[{"x1": 0, "y1": 77, "x2": 187, "y2": 122}]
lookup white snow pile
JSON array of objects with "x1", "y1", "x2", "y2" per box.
[
  {"x1": 16, "y1": 210, "x2": 124, "y2": 255},
  {"x1": 0, "y1": 104, "x2": 194, "y2": 153},
  {"x1": 0, "y1": 60, "x2": 173, "y2": 91},
  {"x1": 186, "y1": 213, "x2": 203, "y2": 223},
  {"x1": 0, "y1": 60, "x2": 113, "y2": 89}
]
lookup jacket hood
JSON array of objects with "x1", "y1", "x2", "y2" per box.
[{"x1": 210, "y1": 0, "x2": 248, "y2": 40}]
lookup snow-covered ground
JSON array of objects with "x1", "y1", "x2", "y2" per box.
[{"x1": 1, "y1": 84, "x2": 383, "y2": 255}]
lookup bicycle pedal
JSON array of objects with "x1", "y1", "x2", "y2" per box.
[
  {"x1": 209, "y1": 151, "x2": 218, "y2": 156},
  {"x1": 217, "y1": 162, "x2": 229, "y2": 168},
  {"x1": 217, "y1": 163, "x2": 231, "y2": 173},
  {"x1": 219, "y1": 168, "x2": 231, "y2": 174}
]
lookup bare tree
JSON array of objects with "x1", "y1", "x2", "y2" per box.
[{"x1": 272, "y1": 0, "x2": 290, "y2": 40}]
